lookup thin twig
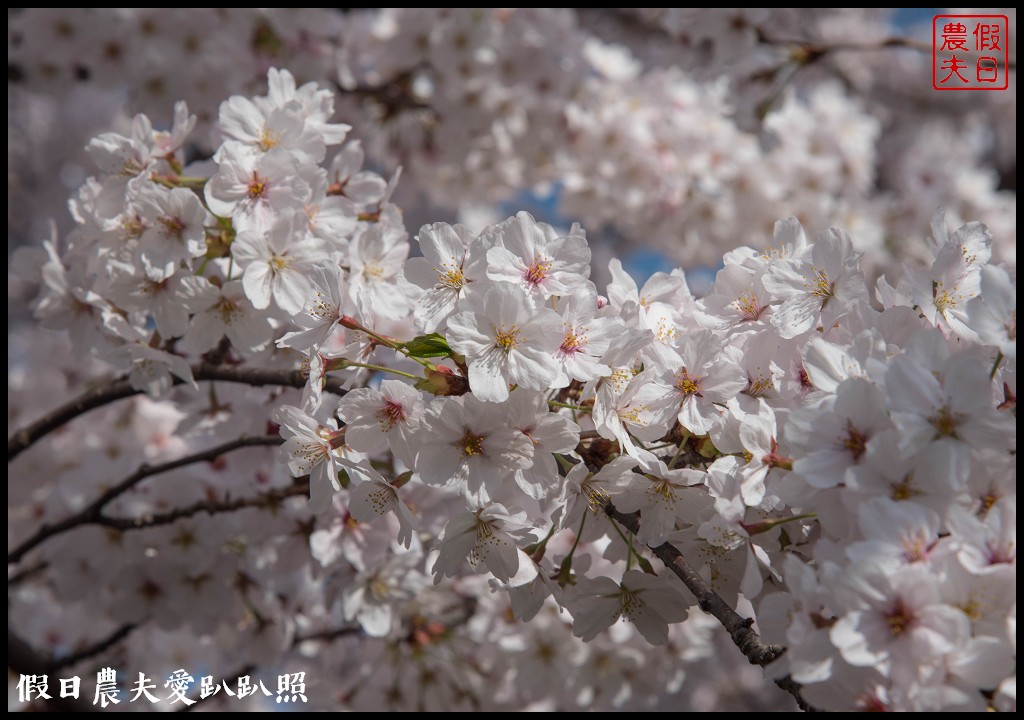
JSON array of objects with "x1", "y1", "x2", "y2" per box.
[
  {"x1": 604, "y1": 503, "x2": 819, "y2": 712},
  {"x1": 757, "y1": 31, "x2": 933, "y2": 58},
  {"x1": 8, "y1": 364, "x2": 347, "y2": 463},
  {"x1": 293, "y1": 625, "x2": 362, "y2": 645},
  {"x1": 336, "y1": 68, "x2": 435, "y2": 119},
  {"x1": 8, "y1": 436, "x2": 283, "y2": 564},
  {"x1": 48, "y1": 623, "x2": 139, "y2": 672},
  {"x1": 96, "y1": 479, "x2": 309, "y2": 532},
  {"x1": 8, "y1": 626, "x2": 100, "y2": 712},
  {"x1": 8, "y1": 559, "x2": 48, "y2": 586}
]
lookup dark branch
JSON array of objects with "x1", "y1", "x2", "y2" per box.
[
  {"x1": 336, "y1": 67, "x2": 436, "y2": 119},
  {"x1": 755, "y1": 29, "x2": 933, "y2": 58},
  {"x1": 8, "y1": 560, "x2": 48, "y2": 586},
  {"x1": 293, "y1": 625, "x2": 361, "y2": 645},
  {"x1": 8, "y1": 364, "x2": 347, "y2": 463},
  {"x1": 49, "y1": 623, "x2": 139, "y2": 672},
  {"x1": 8, "y1": 626, "x2": 100, "y2": 712},
  {"x1": 605, "y1": 503, "x2": 819, "y2": 712},
  {"x1": 96, "y1": 479, "x2": 309, "y2": 532},
  {"x1": 8, "y1": 435, "x2": 283, "y2": 564}
]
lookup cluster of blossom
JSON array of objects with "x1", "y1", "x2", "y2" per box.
[
  {"x1": 335, "y1": 8, "x2": 1015, "y2": 267},
  {"x1": 7, "y1": 8, "x2": 341, "y2": 118},
  {"x1": 7, "y1": 69, "x2": 761, "y2": 711},
  {"x1": 7, "y1": 8, "x2": 343, "y2": 277},
  {"x1": 6, "y1": 332, "x2": 784, "y2": 712},
  {"x1": 8, "y1": 69, "x2": 1016, "y2": 711},
  {"x1": 8, "y1": 8, "x2": 1016, "y2": 273}
]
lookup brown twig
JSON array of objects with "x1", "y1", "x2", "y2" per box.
[
  {"x1": 48, "y1": 622, "x2": 139, "y2": 672},
  {"x1": 96, "y1": 479, "x2": 309, "y2": 532},
  {"x1": 337, "y1": 68, "x2": 435, "y2": 119},
  {"x1": 8, "y1": 436, "x2": 283, "y2": 564},
  {"x1": 8, "y1": 559, "x2": 48, "y2": 586},
  {"x1": 605, "y1": 503, "x2": 819, "y2": 712},
  {"x1": 8, "y1": 364, "x2": 346, "y2": 463},
  {"x1": 8, "y1": 626, "x2": 100, "y2": 712},
  {"x1": 293, "y1": 625, "x2": 362, "y2": 645},
  {"x1": 756, "y1": 30, "x2": 933, "y2": 58}
]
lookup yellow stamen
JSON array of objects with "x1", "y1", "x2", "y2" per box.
[
  {"x1": 458, "y1": 430, "x2": 485, "y2": 457},
  {"x1": 806, "y1": 267, "x2": 834, "y2": 301},
  {"x1": 435, "y1": 261, "x2": 465, "y2": 290},
  {"x1": 247, "y1": 171, "x2": 268, "y2": 199},
  {"x1": 524, "y1": 258, "x2": 552, "y2": 286},
  {"x1": 258, "y1": 129, "x2": 280, "y2": 151},
  {"x1": 494, "y1": 324, "x2": 522, "y2": 352},
  {"x1": 733, "y1": 290, "x2": 764, "y2": 321},
  {"x1": 675, "y1": 368, "x2": 702, "y2": 396}
]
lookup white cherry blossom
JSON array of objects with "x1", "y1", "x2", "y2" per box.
[{"x1": 447, "y1": 282, "x2": 562, "y2": 402}]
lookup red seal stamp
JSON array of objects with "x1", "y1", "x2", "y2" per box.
[{"x1": 933, "y1": 14, "x2": 1009, "y2": 90}]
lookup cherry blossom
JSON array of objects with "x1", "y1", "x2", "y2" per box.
[
  {"x1": 233, "y1": 211, "x2": 322, "y2": 313},
  {"x1": 404, "y1": 222, "x2": 484, "y2": 333},
  {"x1": 432, "y1": 504, "x2": 536, "y2": 583},
  {"x1": 567, "y1": 570, "x2": 689, "y2": 645},
  {"x1": 484, "y1": 211, "x2": 592, "y2": 299},
  {"x1": 447, "y1": 283, "x2": 562, "y2": 402}
]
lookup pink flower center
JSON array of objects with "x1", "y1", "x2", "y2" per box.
[
  {"x1": 930, "y1": 405, "x2": 960, "y2": 437},
  {"x1": 376, "y1": 400, "x2": 406, "y2": 431},
  {"x1": 559, "y1": 327, "x2": 586, "y2": 356},
  {"x1": 885, "y1": 599, "x2": 915, "y2": 636},
  {"x1": 675, "y1": 368, "x2": 703, "y2": 396},
  {"x1": 733, "y1": 290, "x2": 765, "y2": 321},
  {"x1": 247, "y1": 171, "x2": 268, "y2": 199},
  {"x1": 841, "y1": 421, "x2": 869, "y2": 461},
  {"x1": 157, "y1": 215, "x2": 186, "y2": 239},
  {"x1": 524, "y1": 258, "x2": 552, "y2": 287},
  {"x1": 901, "y1": 531, "x2": 935, "y2": 563}
]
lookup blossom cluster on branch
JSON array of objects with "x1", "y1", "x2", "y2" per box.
[{"x1": 7, "y1": 64, "x2": 1015, "y2": 712}]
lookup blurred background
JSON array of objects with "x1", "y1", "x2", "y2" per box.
[{"x1": 8, "y1": 9, "x2": 1016, "y2": 297}]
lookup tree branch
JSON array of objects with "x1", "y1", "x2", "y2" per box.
[
  {"x1": 604, "y1": 503, "x2": 819, "y2": 713},
  {"x1": 756, "y1": 30, "x2": 933, "y2": 58},
  {"x1": 95, "y1": 479, "x2": 310, "y2": 532},
  {"x1": 335, "y1": 67, "x2": 436, "y2": 120},
  {"x1": 8, "y1": 435, "x2": 283, "y2": 564},
  {"x1": 49, "y1": 623, "x2": 139, "y2": 672},
  {"x1": 8, "y1": 364, "x2": 347, "y2": 463},
  {"x1": 8, "y1": 559, "x2": 48, "y2": 586},
  {"x1": 8, "y1": 625, "x2": 100, "y2": 712},
  {"x1": 293, "y1": 625, "x2": 362, "y2": 646}
]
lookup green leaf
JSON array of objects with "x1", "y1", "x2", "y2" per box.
[
  {"x1": 399, "y1": 333, "x2": 452, "y2": 358},
  {"x1": 635, "y1": 554, "x2": 657, "y2": 576}
]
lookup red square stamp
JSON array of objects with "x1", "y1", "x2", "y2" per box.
[{"x1": 933, "y1": 14, "x2": 1009, "y2": 90}]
